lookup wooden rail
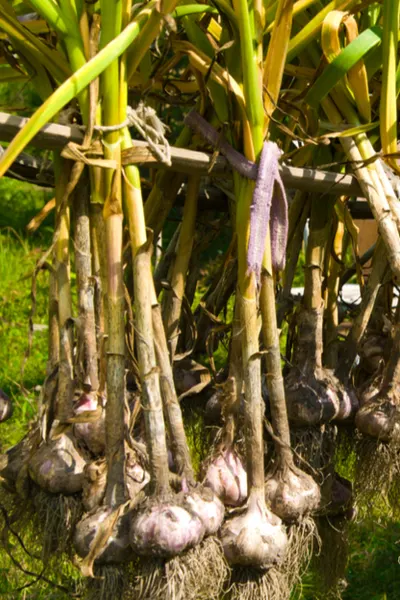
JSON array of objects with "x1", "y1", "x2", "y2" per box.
[{"x1": 0, "y1": 111, "x2": 365, "y2": 198}]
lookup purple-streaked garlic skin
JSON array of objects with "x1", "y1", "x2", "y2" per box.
[
  {"x1": 183, "y1": 488, "x2": 225, "y2": 535},
  {"x1": 130, "y1": 503, "x2": 205, "y2": 557},
  {"x1": 28, "y1": 433, "x2": 86, "y2": 494},
  {"x1": 264, "y1": 468, "x2": 320, "y2": 521},
  {"x1": 0, "y1": 389, "x2": 12, "y2": 423},
  {"x1": 221, "y1": 494, "x2": 287, "y2": 568},
  {"x1": 335, "y1": 385, "x2": 359, "y2": 421},
  {"x1": 74, "y1": 507, "x2": 133, "y2": 564},
  {"x1": 225, "y1": 451, "x2": 248, "y2": 499},
  {"x1": 205, "y1": 449, "x2": 247, "y2": 507},
  {"x1": 73, "y1": 393, "x2": 106, "y2": 456},
  {"x1": 355, "y1": 399, "x2": 400, "y2": 442},
  {"x1": 284, "y1": 370, "x2": 340, "y2": 426}
]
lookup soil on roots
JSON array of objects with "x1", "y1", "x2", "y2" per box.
[
  {"x1": 129, "y1": 536, "x2": 229, "y2": 600},
  {"x1": 354, "y1": 434, "x2": 400, "y2": 515}
]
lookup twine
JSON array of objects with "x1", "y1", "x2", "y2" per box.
[{"x1": 82, "y1": 102, "x2": 171, "y2": 166}]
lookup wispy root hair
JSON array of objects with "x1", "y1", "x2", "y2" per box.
[
  {"x1": 226, "y1": 565, "x2": 290, "y2": 600},
  {"x1": 84, "y1": 564, "x2": 129, "y2": 600},
  {"x1": 285, "y1": 516, "x2": 320, "y2": 589},
  {"x1": 354, "y1": 435, "x2": 400, "y2": 516},
  {"x1": 32, "y1": 486, "x2": 83, "y2": 560},
  {"x1": 130, "y1": 536, "x2": 229, "y2": 600},
  {"x1": 290, "y1": 425, "x2": 337, "y2": 478},
  {"x1": 226, "y1": 515, "x2": 318, "y2": 600},
  {"x1": 0, "y1": 484, "x2": 81, "y2": 597}
]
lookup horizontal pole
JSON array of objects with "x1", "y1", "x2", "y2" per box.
[
  {"x1": 0, "y1": 110, "x2": 364, "y2": 197},
  {"x1": 2, "y1": 160, "x2": 374, "y2": 220},
  {"x1": 0, "y1": 111, "x2": 83, "y2": 149}
]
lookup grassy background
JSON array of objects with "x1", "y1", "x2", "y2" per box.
[
  {"x1": 0, "y1": 174, "x2": 400, "y2": 598},
  {"x1": 0, "y1": 177, "x2": 53, "y2": 449}
]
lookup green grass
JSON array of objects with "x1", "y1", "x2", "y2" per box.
[
  {"x1": 0, "y1": 178, "x2": 80, "y2": 598},
  {"x1": 0, "y1": 178, "x2": 52, "y2": 449},
  {"x1": 344, "y1": 518, "x2": 400, "y2": 600},
  {"x1": 0, "y1": 177, "x2": 53, "y2": 232}
]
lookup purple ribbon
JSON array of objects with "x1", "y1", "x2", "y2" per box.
[
  {"x1": 184, "y1": 111, "x2": 258, "y2": 179},
  {"x1": 248, "y1": 142, "x2": 288, "y2": 276},
  {"x1": 184, "y1": 111, "x2": 288, "y2": 275}
]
